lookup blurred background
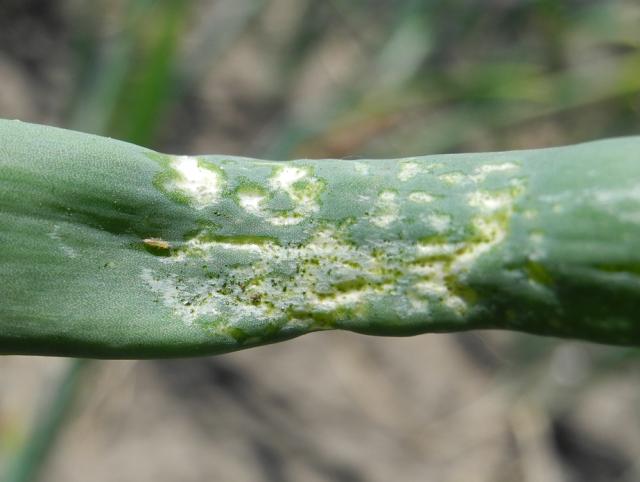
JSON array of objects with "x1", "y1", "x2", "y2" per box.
[{"x1": 1, "y1": 0, "x2": 640, "y2": 481}]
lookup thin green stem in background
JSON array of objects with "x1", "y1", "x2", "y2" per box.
[{"x1": 2, "y1": 360, "x2": 89, "y2": 482}]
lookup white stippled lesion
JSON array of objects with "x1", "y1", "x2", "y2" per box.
[
  {"x1": 416, "y1": 241, "x2": 464, "y2": 258},
  {"x1": 170, "y1": 156, "x2": 224, "y2": 209},
  {"x1": 438, "y1": 162, "x2": 520, "y2": 186},
  {"x1": 142, "y1": 227, "x2": 395, "y2": 331},
  {"x1": 407, "y1": 215, "x2": 508, "y2": 314},
  {"x1": 438, "y1": 172, "x2": 466, "y2": 185},
  {"x1": 235, "y1": 165, "x2": 325, "y2": 226},
  {"x1": 184, "y1": 237, "x2": 265, "y2": 255},
  {"x1": 469, "y1": 162, "x2": 518, "y2": 183},
  {"x1": 425, "y1": 213, "x2": 451, "y2": 232},
  {"x1": 398, "y1": 161, "x2": 421, "y2": 181},
  {"x1": 48, "y1": 224, "x2": 77, "y2": 258},
  {"x1": 271, "y1": 166, "x2": 324, "y2": 225},
  {"x1": 409, "y1": 192, "x2": 435, "y2": 203},
  {"x1": 269, "y1": 166, "x2": 307, "y2": 191},
  {"x1": 144, "y1": 185, "x2": 521, "y2": 329},
  {"x1": 238, "y1": 191, "x2": 266, "y2": 216},
  {"x1": 145, "y1": 157, "x2": 525, "y2": 334},
  {"x1": 142, "y1": 268, "x2": 217, "y2": 324},
  {"x1": 369, "y1": 190, "x2": 400, "y2": 228},
  {"x1": 408, "y1": 180, "x2": 523, "y2": 314},
  {"x1": 451, "y1": 217, "x2": 507, "y2": 272},
  {"x1": 467, "y1": 190, "x2": 516, "y2": 212}
]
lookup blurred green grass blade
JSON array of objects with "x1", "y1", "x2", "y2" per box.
[
  {"x1": 179, "y1": 0, "x2": 266, "y2": 87},
  {"x1": 2, "y1": 360, "x2": 88, "y2": 482},
  {"x1": 263, "y1": 1, "x2": 431, "y2": 159},
  {"x1": 110, "y1": 0, "x2": 190, "y2": 146}
]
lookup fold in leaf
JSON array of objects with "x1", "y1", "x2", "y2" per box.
[{"x1": 1, "y1": 119, "x2": 639, "y2": 357}]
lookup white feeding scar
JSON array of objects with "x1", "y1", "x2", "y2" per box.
[{"x1": 172, "y1": 156, "x2": 223, "y2": 209}]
